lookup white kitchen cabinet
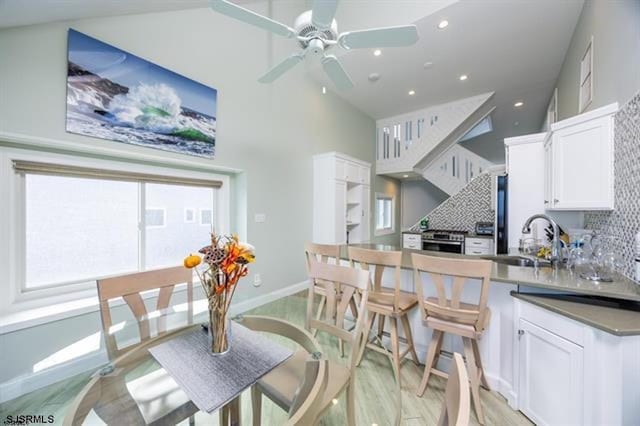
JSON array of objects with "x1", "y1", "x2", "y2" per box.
[
  {"x1": 402, "y1": 233, "x2": 421, "y2": 250},
  {"x1": 465, "y1": 236, "x2": 494, "y2": 255},
  {"x1": 543, "y1": 138, "x2": 553, "y2": 208},
  {"x1": 547, "y1": 103, "x2": 617, "y2": 210},
  {"x1": 313, "y1": 152, "x2": 371, "y2": 244},
  {"x1": 517, "y1": 318, "x2": 584, "y2": 425}
]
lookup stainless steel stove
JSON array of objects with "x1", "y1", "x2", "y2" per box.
[{"x1": 421, "y1": 229, "x2": 467, "y2": 254}]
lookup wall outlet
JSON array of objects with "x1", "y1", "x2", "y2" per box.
[
  {"x1": 253, "y1": 273, "x2": 262, "y2": 287},
  {"x1": 254, "y1": 213, "x2": 266, "y2": 223}
]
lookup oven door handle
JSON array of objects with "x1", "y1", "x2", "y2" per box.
[{"x1": 422, "y1": 239, "x2": 463, "y2": 246}]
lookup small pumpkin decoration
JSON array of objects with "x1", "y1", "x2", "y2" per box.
[{"x1": 183, "y1": 253, "x2": 202, "y2": 269}]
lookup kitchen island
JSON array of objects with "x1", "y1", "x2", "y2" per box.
[{"x1": 338, "y1": 244, "x2": 640, "y2": 425}]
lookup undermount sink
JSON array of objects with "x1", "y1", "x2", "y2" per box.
[{"x1": 481, "y1": 255, "x2": 551, "y2": 268}]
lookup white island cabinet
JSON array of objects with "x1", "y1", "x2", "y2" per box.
[{"x1": 513, "y1": 297, "x2": 640, "y2": 425}]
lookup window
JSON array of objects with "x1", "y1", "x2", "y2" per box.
[
  {"x1": 375, "y1": 193, "x2": 395, "y2": 236},
  {"x1": 5, "y1": 152, "x2": 229, "y2": 304},
  {"x1": 200, "y1": 209, "x2": 213, "y2": 226},
  {"x1": 145, "y1": 208, "x2": 166, "y2": 228},
  {"x1": 184, "y1": 208, "x2": 196, "y2": 223},
  {"x1": 579, "y1": 37, "x2": 593, "y2": 113}
]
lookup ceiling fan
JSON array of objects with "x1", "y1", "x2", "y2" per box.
[{"x1": 210, "y1": 0, "x2": 419, "y2": 90}]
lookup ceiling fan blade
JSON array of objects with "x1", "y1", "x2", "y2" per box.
[
  {"x1": 321, "y1": 55, "x2": 353, "y2": 91},
  {"x1": 258, "y1": 54, "x2": 304, "y2": 83},
  {"x1": 338, "y1": 25, "x2": 419, "y2": 49},
  {"x1": 210, "y1": 0, "x2": 296, "y2": 38},
  {"x1": 312, "y1": 0, "x2": 339, "y2": 30}
]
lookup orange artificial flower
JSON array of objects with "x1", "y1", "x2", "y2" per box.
[{"x1": 183, "y1": 254, "x2": 202, "y2": 269}]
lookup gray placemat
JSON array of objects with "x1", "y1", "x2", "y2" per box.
[{"x1": 148, "y1": 322, "x2": 293, "y2": 413}]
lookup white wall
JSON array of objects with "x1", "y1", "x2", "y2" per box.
[
  {"x1": 555, "y1": 0, "x2": 640, "y2": 120},
  {"x1": 0, "y1": 4, "x2": 395, "y2": 394},
  {"x1": 400, "y1": 179, "x2": 448, "y2": 229}
]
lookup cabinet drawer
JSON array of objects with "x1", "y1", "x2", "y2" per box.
[
  {"x1": 465, "y1": 237, "x2": 493, "y2": 249},
  {"x1": 403, "y1": 234, "x2": 421, "y2": 249},
  {"x1": 465, "y1": 246, "x2": 492, "y2": 256}
]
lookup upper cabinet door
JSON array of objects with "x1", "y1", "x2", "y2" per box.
[
  {"x1": 543, "y1": 140, "x2": 553, "y2": 209},
  {"x1": 345, "y1": 161, "x2": 360, "y2": 184},
  {"x1": 549, "y1": 114, "x2": 614, "y2": 210},
  {"x1": 335, "y1": 158, "x2": 347, "y2": 181},
  {"x1": 358, "y1": 165, "x2": 370, "y2": 185}
]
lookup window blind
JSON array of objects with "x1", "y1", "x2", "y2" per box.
[{"x1": 12, "y1": 160, "x2": 223, "y2": 188}]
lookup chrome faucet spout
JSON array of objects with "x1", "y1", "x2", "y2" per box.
[{"x1": 521, "y1": 213, "x2": 563, "y2": 267}]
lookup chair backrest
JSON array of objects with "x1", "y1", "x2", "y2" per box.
[
  {"x1": 306, "y1": 259, "x2": 370, "y2": 370},
  {"x1": 97, "y1": 266, "x2": 194, "y2": 359},
  {"x1": 236, "y1": 315, "x2": 328, "y2": 426},
  {"x1": 438, "y1": 352, "x2": 471, "y2": 426},
  {"x1": 348, "y1": 246, "x2": 403, "y2": 311},
  {"x1": 411, "y1": 253, "x2": 492, "y2": 330},
  {"x1": 304, "y1": 242, "x2": 341, "y2": 269}
]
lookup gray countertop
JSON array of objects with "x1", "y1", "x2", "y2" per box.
[
  {"x1": 340, "y1": 244, "x2": 640, "y2": 336},
  {"x1": 511, "y1": 293, "x2": 640, "y2": 336},
  {"x1": 340, "y1": 244, "x2": 640, "y2": 303}
]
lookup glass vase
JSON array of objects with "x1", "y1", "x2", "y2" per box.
[{"x1": 208, "y1": 303, "x2": 230, "y2": 355}]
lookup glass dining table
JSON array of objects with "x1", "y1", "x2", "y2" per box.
[{"x1": 0, "y1": 300, "x2": 302, "y2": 426}]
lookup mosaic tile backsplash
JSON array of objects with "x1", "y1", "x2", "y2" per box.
[
  {"x1": 584, "y1": 91, "x2": 640, "y2": 282},
  {"x1": 420, "y1": 172, "x2": 494, "y2": 233}
]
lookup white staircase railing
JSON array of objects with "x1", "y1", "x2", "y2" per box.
[
  {"x1": 422, "y1": 144, "x2": 493, "y2": 196},
  {"x1": 375, "y1": 92, "x2": 494, "y2": 175}
]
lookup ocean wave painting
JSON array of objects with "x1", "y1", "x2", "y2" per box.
[{"x1": 66, "y1": 29, "x2": 217, "y2": 158}]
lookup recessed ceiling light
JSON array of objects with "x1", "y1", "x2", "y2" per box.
[
  {"x1": 514, "y1": 121, "x2": 520, "y2": 126},
  {"x1": 373, "y1": 49, "x2": 382, "y2": 56},
  {"x1": 423, "y1": 61, "x2": 434, "y2": 69},
  {"x1": 408, "y1": 90, "x2": 415, "y2": 96},
  {"x1": 438, "y1": 20, "x2": 449, "y2": 29},
  {"x1": 459, "y1": 74, "x2": 468, "y2": 81},
  {"x1": 368, "y1": 73, "x2": 380, "y2": 82},
  {"x1": 322, "y1": 86, "x2": 326, "y2": 95},
  {"x1": 514, "y1": 101, "x2": 524, "y2": 107},
  {"x1": 403, "y1": 174, "x2": 409, "y2": 178},
  {"x1": 332, "y1": 398, "x2": 339, "y2": 405}
]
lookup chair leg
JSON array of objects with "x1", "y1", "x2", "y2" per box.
[
  {"x1": 400, "y1": 314, "x2": 419, "y2": 365},
  {"x1": 251, "y1": 385, "x2": 262, "y2": 426},
  {"x1": 432, "y1": 332, "x2": 444, "y2": 369},
  {"x1": 417, "y1": 330, "x2": 442, "y2": 397},
  {"x1": 389, "y1": 317, "x2": 402, "y2": 387},
  {"x1": 313, "y1": 296, "x2": 326, "y2": 337},
  {"x1": 377, "y1": 314, "x2": 386, "y2": 340},
  {"x1": 336, "y1": 306, "x2": 346, "y2": 358},
  {"x1": 346, "y1": 380, "x2": 356, "y2": 426},
  {"x1": 357, "y1": 312, "x2": 376, "y2": 366},
  {"x1": 463, "y1": 337, "x2": 485, "y2": 425},
  {"x1": 472, "y1": 338, "x2": 490, "y2": 390}
]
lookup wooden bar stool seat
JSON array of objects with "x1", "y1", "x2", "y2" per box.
[
  {"x1": 348, "y1": 247, "x2": 419, "y2": 390},
  {"x1": 411, "y1": 253, "x2": 493, "y2": 425}
]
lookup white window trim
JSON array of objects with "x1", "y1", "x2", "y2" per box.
[
  {"x1": 578, "y1": 36, "x2": 594, "y2": 113},
  {"x1": 184, "y1": 208, "x2": 196, "y2": 223},
  {"x1": 199, "y1": 208, "x2": 214, "y2": 226},
  {"x1": 145, "y1": 207, "x2": 167, "y2": 229},
  {"x1": 374, "y1": 192, "x2": 396, "y2": 236},
  {"x1": 0, "y1": 145, "x2": 231, "y2": 324}
]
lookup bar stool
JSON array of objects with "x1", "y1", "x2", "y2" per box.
[
  {"x1": 304, "y1": 242, "x2": 359, "y2": 355},
  {"x1": 348, "y1": 246, "x2": 419, "y2": 388},
  {"x1": 411, "y1": 253, "x2": 492, "y2": 425}
]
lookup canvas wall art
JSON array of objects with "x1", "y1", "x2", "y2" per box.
[{"x1": 66, "y1": 29, "x2": 217, "y2": 158}]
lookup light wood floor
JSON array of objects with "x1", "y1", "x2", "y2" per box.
[{"x1": 0, "y1": 293, "x2": 533, "y2": 425}]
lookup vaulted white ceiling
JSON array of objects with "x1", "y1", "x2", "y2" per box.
[{"x1": 0, "y1": 0, "x2": 584, "y2": 162}]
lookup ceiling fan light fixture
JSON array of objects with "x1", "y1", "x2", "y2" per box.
[{"x1": 438, "y1": 20, "x2": 449, "y2": 30}]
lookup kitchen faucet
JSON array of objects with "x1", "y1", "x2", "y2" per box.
[{"x1": 522, "y1": 214, "x2": 563, "y2": 268}]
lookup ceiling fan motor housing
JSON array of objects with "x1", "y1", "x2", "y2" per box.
[{"x1": 294, "y1": 10, "x2": 338, "y2": 48}]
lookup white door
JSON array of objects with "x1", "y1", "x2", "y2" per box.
[
  {"x1": 550, "y1": 116, "x2": 613, "y2": 210},
  {"x1": 334, "y1": 181, "x2": 347, "y2": 244},
  {"x1": 518, "y1": 319, "x2": 584, "y2": 426}
]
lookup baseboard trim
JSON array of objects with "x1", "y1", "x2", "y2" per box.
[{"x1": 0, "y1": 280, "x2": 310, "y2": 404}]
